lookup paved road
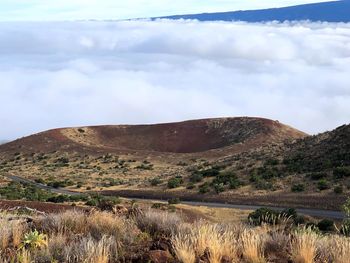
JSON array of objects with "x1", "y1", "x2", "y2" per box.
[
  {"x1": 3, "y1": 174, "x2": 345, "y2": 219},
  {"x1": 4, "y1": 175, "x2": 81, "y2": 196},
  {"x1": 127, "y1": 197, "x2": 345, "y2": 220}
]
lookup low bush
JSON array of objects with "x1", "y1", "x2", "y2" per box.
[
  {"x1": 248, "y1": 208, "x2": 280, "y2": 225},
  {"x1": 334, "y1": 185, "x2": 343, "y2": 194},
  {"x1": 317, "y1": 179, "x2": 330, "y2": 191},
  {"x1": 333, "y1": 166, "x2": 350, "y2": 179},
  {"x1": 198, "y1": 182, "x2": 210, "y2": 194},
  {"x1": 167, "y1": 177, "x2": 183, "y2": 189},
  {"x1": 291, "y1": 183, "x2": 305, "y2": 192},
  {"x1": 186, "y1": 183, "x2": 195, "y2": 189},
  {"x1": 189, "y1": 172, "x2": 203, "y2": 183},
  {"x1": 309, "y1": 172, "x2": 327, "y2": 181},
  {"x1": 150, "y1": 177, "x2": 162, "y2": 186},
  {"x1": 317, "y1": 219, "x2": 335, "y2": 232},
  {"x1": 168, "y1": 198, "x2": 180, "y2": 205}
]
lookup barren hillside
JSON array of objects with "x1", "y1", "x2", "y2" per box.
[{"x1": 0, "y1": 117, "x2": 306, "y2": 157}]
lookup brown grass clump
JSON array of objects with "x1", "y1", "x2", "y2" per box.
[
  {"x1": 172, "y1": 221, "x2": 239, "y2": 263},
  {"x1": 291, "y1": 228, "x2": 318, "y2": 263},
  {"x1": 86, "y1": 211, "x2": 125, "y2": 239},
  {"x1": 64, "y1": 235, "x2": 115, "y2": 263},
  {"x1": 318, "y1": 235, "x2": 350, "y2": 263},
  {"x1": 0, "y1": 217, "x2": 27, "y2": 252},
  {"x1": 172, "y1": 232, "x2": 196, "y2": 263},
  {"x1": 240, "y1": 229, "x2": 266, "y2": 263},
  {"x1": 12, "y1": 221, "x2": 27, "y2": 248},
  {"x1": 34, "y1": 210, "x2": 88, "y2": 235},
  {"x1": 135, "y1": 209, "x2": 183, "y2": 236},
  {"x1": 0, "y1": 220, "x2": 10, "y2": 252}
]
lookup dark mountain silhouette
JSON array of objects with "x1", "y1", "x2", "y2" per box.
[{"x1": 159, "y1": 1, "x2": 350, "y2": 22}]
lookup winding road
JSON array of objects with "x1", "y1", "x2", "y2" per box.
[{"x1": 3, "y1": 174, "x2": 345, "y2": 219}]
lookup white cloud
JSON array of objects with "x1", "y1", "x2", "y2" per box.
[{"x1": 0, "y1": 20, "x2": 350, "y2": 139}]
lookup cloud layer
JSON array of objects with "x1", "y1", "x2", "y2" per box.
[{"x1": 0, "y1": 20, "x2": 350, "y2": 139}]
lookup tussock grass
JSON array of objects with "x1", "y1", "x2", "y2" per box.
[
  {"x1": 318, "y1": 235, "x2": 350, "y2": 263},
  {"x1": 172, "y1": 221, "x2": 239, "y2": 263},
  {"x1": 241, "y1": 229, "x2": 266, "y2": 263},
  {"x1": 135, "y1": 209, "x2": 183, "y2": 236},
  {"x1": 292, "y1": 228, "x2": 318, "y2": 263},
  {"x1": 64, "y1": 235, "x2": 114, "y2": 263},
  {"x1": 172, "y1": 232, "x2": 196, "y2": 263},
  {"x1": 0, "y1": 217, "x2": 27, "y2": 251}
]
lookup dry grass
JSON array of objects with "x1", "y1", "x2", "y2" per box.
[
  {"x1": 1, "y1": 209, "x2": 350, "y2": 263},
  {"x1": 318, "y1": 235, "x2": 350, "y2": 263},
  {"x1": 172, "y1": 232, "x2": 196, "y2": 263},
  {"x1": 34, "y1": 210, "x2": 88, "y2": 234},
  {"x1": 64, "y1": 235, "x2": 114, "y2": 263},
  {"x1": 292, "y1": 228, "x2": 318, "y2": 263},
  {"x1": 0, "y1": 216, "x2": 27, "y2": 252},
  {"x1": 240, "y1": 229, "x2": 266, "y2": 263},
  {"x1": 172, "y1": 221, "x2": 239, "y2": 263},
  {"x1": 135, "y1": 209, "x2": 183, "y2": 236}
]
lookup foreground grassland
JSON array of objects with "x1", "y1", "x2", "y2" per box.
[{"x1": 1, "y1": 200, "x2": 350, "y2": 263}]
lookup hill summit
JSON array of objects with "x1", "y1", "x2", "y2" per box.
[{"x1": 0, "y1": 117, "x2": 306, "y2": 155}]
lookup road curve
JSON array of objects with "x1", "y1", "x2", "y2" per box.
[
  {"x1": 3, "y1": 174, "x2": 345, "y2": 219},
  {"x1": 4, "y1": 175, "x2": 81, "y2": 196}
]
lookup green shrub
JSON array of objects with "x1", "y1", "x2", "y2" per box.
[
  {"x1": 213, "y1": 183, "x2": 225, "y2": 194},
  {"x1": 334, "y1": 185, "x2": 343, "y2": 194},
  {"x1": 265, "y1": 158, "x2": 279, "y2": 166},
  {"x1": 167, "y1": 177, "x2": 183, "y2": 189},
  {"x1": 309, "y1": 172, "x2": 327, "y2": 181},
  {"x1": 135, "y1": 163, "x2": 153, "y2": 170},
  {"x1": 317, "y1": 219, "x2": 335, "y2": 232},
  {"x1": 197, "y1": 167, "x2": 220, "y2": 177},
  {"x1": 168, "y1": 198, "x2": 180, "y2": 205},
  {"x1": 280, "y1": 208, "x2": 297, "y2": 218},
  {"x1": 291, "y1": 183, "x2": 305, "y2": 192},
  {"x1": 0, "y1": 182, "x2": 55, "y2": 202},
  {"x1": 151, "y1": 203, "x2": 165, "y2": 209},
  {"x1": 97, "y1": 197, "x2": 121, "y2": 211},
  {"x1": 248, "y1": 208, "x2": 279, "y2": 225},
  {"x1": 333, "y1": 167, "x2": 350, "y2": 179},
  {"x1": 317, "y1": 179, "x2": 330, "y2": 191},
  {"x1": 255, "y1": 180, "x2": 274, "y2": 190},
  {"x1": 47, "y1": 195, "x2": 70, "y2": 203},
  {"x1": 34, "y1": 178, "x2": 45, "y2": 184},
  {"x1": 150, "y1": 177, "x2": 162, "y2": 186},
  {"x1": 189, "y1": 172, "x2": 203, "y2": 183},
  {"x1": 198, "y1": 182, "x2": 210, "y2": 194}
]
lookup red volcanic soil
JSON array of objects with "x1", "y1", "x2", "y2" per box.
[
  {"x1": 0, "y1": 117, "x2": 307, "y2": 156},
  {"x1": 0, "y1": 200, "x2": 84, "y2": 213}
]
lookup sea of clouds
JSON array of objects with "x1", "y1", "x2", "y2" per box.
[{"x1": 0, "y1": 20, "x2": 350, "y2": 139}]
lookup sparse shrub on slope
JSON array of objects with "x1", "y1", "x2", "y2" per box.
[{"x1": 167, "y1": 176, "x2": 183, "y2": 189}]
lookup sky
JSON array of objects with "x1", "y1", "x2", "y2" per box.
[
  {"x1": 0, "y1": 0, "x2": 335, "y2": 21},
  {"x1": 1, "y1": 20, "x2": 350, "y2": 140}
]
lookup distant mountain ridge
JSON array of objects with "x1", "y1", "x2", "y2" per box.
[
  {"x1": 158, "y1": 1, "x2": 350, "y2": 23},
  {"x1": 0, "y1": 140, "x2": 8, "y2": 145}
]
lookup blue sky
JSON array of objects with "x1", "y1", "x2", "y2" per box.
[{"x1": 0, "y1": 0, "x2": 334, "y2": 21}]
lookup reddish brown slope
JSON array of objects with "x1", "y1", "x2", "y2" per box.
[{"x1": 0, "y1": 117, "x2": 307, "y2": 157}]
